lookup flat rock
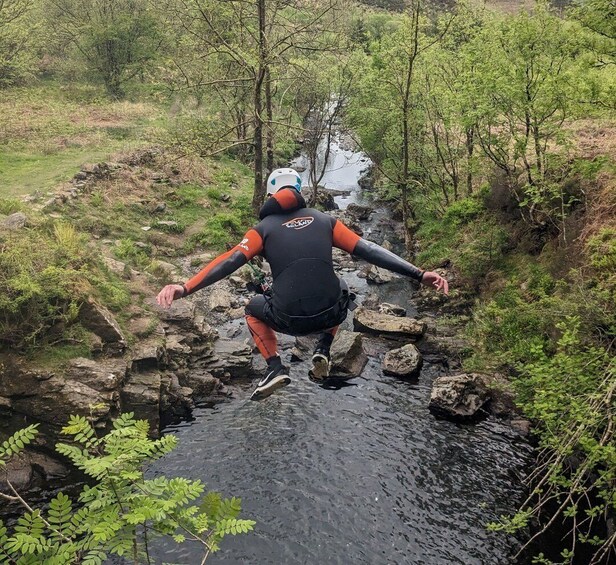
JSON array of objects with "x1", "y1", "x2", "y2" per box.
[
  {"x1": 383, "y1": 344, "x2": 422, "y2": 378},
  {"x1": 65, "y1": 357, "x2": 127, "y2": 392},
  {"x1": 429, "y1": 373, "x2": 490, "y2": 419},
  {"x1": 353, "y1": 307, "x2": 426, "y2": 340},
  {"x1": 330, "y1": 331, "x2": 367, "y2": 378}
]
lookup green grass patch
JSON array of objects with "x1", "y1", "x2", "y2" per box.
[{"x1": 0, "y1": 81, "x2": 166, "y2": 196}]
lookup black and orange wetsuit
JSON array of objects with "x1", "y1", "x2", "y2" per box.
[{"x1": 181, "y1": 188, "x2": 425, "y2": 360}]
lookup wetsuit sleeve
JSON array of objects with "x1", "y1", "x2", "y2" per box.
[
  {"x1": 332, "y1": 220, "x2": 424, "y2": 282},
  {"x1": 183, "y1": 228, "x2": 263, "y2": 295}
]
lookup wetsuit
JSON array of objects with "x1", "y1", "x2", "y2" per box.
[{"x1": 181, "y1": 189, "x2": 425, "y2": 359}]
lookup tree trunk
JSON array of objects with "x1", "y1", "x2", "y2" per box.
[
  {"x1": 465, "y1": 126, "x2": 474, "y2": 195},
  {"x1": 251, "y1": 0, "x2": 267, "y2": 213},
  {"x1": 265, "y1": 66, "x2": 274, "y2": 177}
]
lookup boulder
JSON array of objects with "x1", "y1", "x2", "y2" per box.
[
  {"x1": 65, "y1": 357, "x2": 127, "y2": 392},
  {"x1": 0, "y1": 212, "x2": 27, "y2": 230},
  {"x1": 330, "y1": 331, "x2": 367, "y2": 378},
  {"x1": 197, "y1": 338, "x2": 253, "y2": 379},
  {"x1": 346, "y1": 203, "x2": 374, "y2": 221},
  {"x1": 429, "y1": 373, "x2": 490, "y2": 419},
  {"x1": 78, "y1": 299, "x2": 126, "y2": 346},
  {"x1": 10, "y1": 378, "x2": 113, "y2": 426},
  {"x1": 382, "y1": 344, "x2": 422, "y2": 378},
  {"x1": 178, "y1": 371, "x2": 221, "y2": 398},
  {"x1": 130, "y1": 338, "x2": 166, "y2": 372},
  {"x1": 379, "y1": 303, "x2": 406, "y2": 317},
  {"x1": 353, "y1": 307, "x2": 426, "y2": 340},
  {"x1": 366, "y1": 265, "x2": 395, "y2": 284},
  {"x1": 208, "y1": 287, "x2": 235, "y2": 313},
  {"x1": 315, "y1": 190, "x2": 337, "y2": 211}
]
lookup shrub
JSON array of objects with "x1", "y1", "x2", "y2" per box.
[
  {"x1": 0, "y1": 413, "x2": 255, "y2": 563},
  {"x1": 0, "y1": 223, "x2": 132, "y2": 350},
  {"x1": 488, "y1": 319, "x2": 615, "y2": 564}
]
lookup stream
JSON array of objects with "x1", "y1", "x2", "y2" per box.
[{"x1": 149, "y1": 134, "x2": 534, "y2": 564}]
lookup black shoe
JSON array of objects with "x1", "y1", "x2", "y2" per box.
[
  {"x1": 309, "y1": 346, "x2": 331, "y2": 382},
  {"x1": 250, "y1": 364, "x2": 291, "y2": 401}
]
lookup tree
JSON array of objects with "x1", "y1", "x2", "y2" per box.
[
  {"x1": 348, "y1": 1, "x2": 453, "y2": 248},
  {"x1": 0, "y1": 0, "x2": 37, "y2": 87},
  {"x1": 46, "y1": 0, "x2": 163, "y2": 98},
  {"x1": 460, "y1": 3, "x2": 583, "y2": 230}
]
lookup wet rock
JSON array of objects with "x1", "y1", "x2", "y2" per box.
[
  {"x1": 0, "y1": 212, "x2": 27, "y2": 230},
  {"x1": 130, "y1": 338, "x2": 166, "y2": 372},
  {"x1": 346, "y1": 203, "x2": 374, "y2": 221},
  {"x1": 155, "y1": 299, "x2": 196, "y2": 332},
  {"x1": 379, "y1": 303, "x2": 406, "y2": 317},
  {"x1": 383, "y1": 344, "x2": 422, "y2": 378},
  {"x1": 197, "y1": 338, "x2": 253, "y2": 379},
  {"x1": 1, "y1": 453, "x2": 33, "y2": 490},
  {"x1": 290, "y1": 336, "x2": 315, "y2": 362},
  {"x1": 65, "y1": 357, "x2": 127, "y2": 392},
  {"x1": 315, "y1": 190, "x2": 337, "y2": 211},
  {"x1": 361, "y1": 293, "x2": 380, "y2": 310},
  {"x1": 166, "y1": 333, "x2": 192, "y2": 356},
  {"x1": 160, "y1": 374, "x2": 193, "y2": 419},
  {"x1": 353, "y1": 307, "x2": 426, "y2": 340},
  {"x1": 483, "y1": 374, "x2": 521, "y2": 420},
  {"x1": 78, "y1": 299, "x2": 126, "y2": 347},
  {"x1": 179, "y1": 371, "x2": 221, "y2": 398},
  {"x1": 366, "y1": 265, "x2": 395, "y2": 284},
  {"x1": 330, "y1": 331, "x2": 367, "y2": 378},
  {"x1": 429, "y1": 373, "x2": 490, "y2": 419},
  {"x1": 511, "y1": 419, "x2": 532, "y2": 436}
]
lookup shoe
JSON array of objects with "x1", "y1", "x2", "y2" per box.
[
  {"x1": 250, "y1": 364, "x2": 291, "y2": 401},
  {"x1": 309, "y1": 346, "x2": 331, "y2": 382}
]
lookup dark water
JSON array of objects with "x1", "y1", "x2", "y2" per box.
[{"x1": 151, "y1": 354, "x2": 531, "y2": 565}]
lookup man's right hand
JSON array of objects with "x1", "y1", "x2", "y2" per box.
[
  {"x1": 420, "y1": 272, "x2": 449, "y2": 295},
  {"x1": 156, "y1": 284, "x2": 185, "y2": 309}
]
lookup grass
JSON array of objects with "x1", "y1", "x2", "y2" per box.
[{"x1": 0, "y1": 81, "x2": 166, "y2": 196}]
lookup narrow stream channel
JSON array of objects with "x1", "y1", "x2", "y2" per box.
[{"x1": 149, "y1": 133, "x2": 534, "y2": 564}]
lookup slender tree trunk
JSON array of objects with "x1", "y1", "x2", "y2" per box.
[
  {"x1": 465, "y1": 126, "x2": 474, "y2": 195},
  {"x1": 265, "y1": 66, "x2": 274, "y2": 176},
  {"x1": 251, "y1": 0, "x2": 267, "y2": 213}
]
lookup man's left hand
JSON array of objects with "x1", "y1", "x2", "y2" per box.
[{"x1": 421, "y1": 272, "x2": 449, "y2": 295}]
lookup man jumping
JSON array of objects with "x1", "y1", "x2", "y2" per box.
[{"x1": 157, "y1": 168, "x2": 449, "y2": 401}]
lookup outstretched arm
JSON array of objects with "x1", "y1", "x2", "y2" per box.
[
  {"x1": 332, "y1": 219, "x2": 449, "y2": 294},
  {"x1": 156, "y1": 229, "x2": 263, "y2": 308}
]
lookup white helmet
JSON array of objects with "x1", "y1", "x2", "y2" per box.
[{"x1": 266, "y1": 168, "x2": 302, "y2": 195}]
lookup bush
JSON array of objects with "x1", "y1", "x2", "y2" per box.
[
  {"x1": 0, "y1": 413, "x2": 255, "y2": 563},
  {"x1": 0, "y1": 222, "x2": 132, "y2": 350},
  {"x1": 488, "y1": 319, "x2": 615, "y2": 563}
]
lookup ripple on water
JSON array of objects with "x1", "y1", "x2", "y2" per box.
[{"x1": 150, "y1": 359, "x2": 532, "y2": 565}]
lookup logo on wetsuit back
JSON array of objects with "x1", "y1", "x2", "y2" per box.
[{"x1": 282, "y1": 216, "x2": 314, "y2": 230}]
